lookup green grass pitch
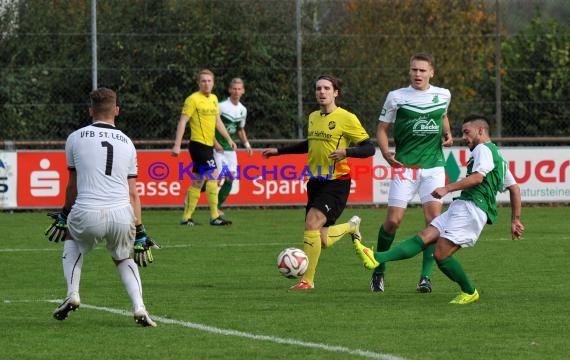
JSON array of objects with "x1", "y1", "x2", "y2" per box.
[{"x1": 0, "y1": 206, "x2": 568, "y2": 360}]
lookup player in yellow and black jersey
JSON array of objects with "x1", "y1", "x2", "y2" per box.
[
  {"x1": 172, "y1": 69, "x2": 236, "y2": 226},
  {"x1": 263, "y1": 75, "x2": 375, "y2": 290}
]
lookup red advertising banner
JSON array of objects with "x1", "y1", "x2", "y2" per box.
[
  {"x1": 10, "y1": 147, "x2": 568, "y2": 209},
  {"x1": 15, "y1": 150, "x2": 374, "y2": 208},
  {"x1": 137, "y1": 150, "x2": 373, "y2": 206},
  {"x1": 17, "y1": 152, "x2": 69, "y2": 208}
]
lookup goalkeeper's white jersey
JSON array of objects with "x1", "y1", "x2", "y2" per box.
[{"x1": 65, "y1": 122, "x2": 137, "y2": 208}]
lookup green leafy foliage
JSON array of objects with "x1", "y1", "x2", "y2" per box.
[
  {"x1": 501, "y1": 15, "x2": 570, "y2": 135},
  {"x1": 0, "y1": 0, "x2": 568, "y2": 143}
]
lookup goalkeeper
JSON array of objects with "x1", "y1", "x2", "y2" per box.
[{"x1": 45, "y1": 87, "x2": 159, "y2": 327}]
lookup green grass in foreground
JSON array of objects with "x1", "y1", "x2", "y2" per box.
[{"x1": 0, "y1": 206, "x2": 568, "y2": 360}]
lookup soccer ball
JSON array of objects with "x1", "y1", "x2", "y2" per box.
[{"x1": 277, "y1": 247, "x2": 309, "y2": 279}]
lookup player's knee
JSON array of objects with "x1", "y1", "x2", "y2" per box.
[
  {"x1": 383, "y1": 219, "x2": 401, "y2": 233},
  {"x1": 433, "y1": 251, "x2": 446, "y2": 262},
  {"x1": 192, "y1": 179, "x2": 205, "y2": 189}
]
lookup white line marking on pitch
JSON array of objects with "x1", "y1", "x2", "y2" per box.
[
  {"x1": 0, "y1": 236, "x2": 565, "y2": 253},
  {"x1": 24, "y1": 299, "x2": 403, "y2": 360}
]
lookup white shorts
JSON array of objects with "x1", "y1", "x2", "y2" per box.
[
  {"x1": 430, "y1": 200, "x2": 487, "y2": 248},
  {"x1": 387, "y1": 166, "x2": 445, "y2": 208},
  {"x1": 67, "y1": 204, "x2": 136, "y2": 260},
  {"x1": 214, "y1": 150, "x2": 238, "y2": 175}
]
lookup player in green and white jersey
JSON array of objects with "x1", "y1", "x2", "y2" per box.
[
  {"x1": 373, "y1": 52, "x2": 454, "y2": 293},
  {"x1": 354, "y1": 114, "x2": 524, "y2": 304},
  {"x1": 213, "y1": 78, "x2": 253, "y2": 215}
]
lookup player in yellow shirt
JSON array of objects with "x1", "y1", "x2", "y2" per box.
[
  {"x1": 172, "y1": 69, "x2": 236, "y2": 226},
  {"x1": 263, "y1": 75, "x2": 375, "y2": 289}
]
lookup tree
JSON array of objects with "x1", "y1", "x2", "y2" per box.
[
  {"x1": 1, "y1": 0, "x2": 568, "y2": 143},
  {"x1": 331, "y1": 0, "x2": 497, "y2": 135},
  {"x1": 498, "y1": 14, "x2": 569, "y2": 136}
]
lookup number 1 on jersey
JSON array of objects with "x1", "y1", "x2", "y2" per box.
[{"x1": 101, "y1": 141, "x2": 114, "y2": 176}]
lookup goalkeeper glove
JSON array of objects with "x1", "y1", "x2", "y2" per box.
[
  {"x1": 134, "y1": 224, "x2": 161, "y2": 267},
  {"x1": 45, "y1": 209, "x2": 70, "y2": 243}
]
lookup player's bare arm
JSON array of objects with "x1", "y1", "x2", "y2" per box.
[
  {"x1": 377, "y1": 122, "x2": 403, "y2": 167},
  {"x1": 441, "y1": 114, "x2": 453, "y2": 147},
  {"x1": 214, "y1": 138, "x2": 223, "y2": 153},
  {"x1": 238, "y1": 127, "x2": 253, "y2": 156},
  {"x1": 431, "y1": 172, "x2": 485, "y2": 199},
  {"x1": 128, "y1": 177, "x2": 142, "y2": 225},
  {"x1": 64, "y1": 169, "x2": 78, "y2": 212},
  {"x1": 172, "y1": 114, "x2": 190, "y2": 157},
  {"x1": 216, "y1": 115, "x2": 237, "y2": 150},
  {"x1": 507, "y1": 183, "x2": 524, "y2": 240}
]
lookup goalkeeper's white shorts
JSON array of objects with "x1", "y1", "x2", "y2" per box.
[{"x1": 67, "y1": 204, "x2": 135, "y2": 260}]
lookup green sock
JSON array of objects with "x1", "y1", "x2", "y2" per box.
[
  {"x1": 218, "y1": 180, "x2": 233, "y2": 209},
  {"x1": 376, "y1": 234, "x2": 424, "y2": 263},
  {"x1": 421, "y1": 243, "x2": 435, "y2": 279},
  {"x1": 373, "y1": 225, "x2": 395, "y2": 274},
  {"x1": 436, "y1": 256, "x2": 475, "y2": 294}
]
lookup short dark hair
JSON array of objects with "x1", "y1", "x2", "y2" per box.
[
  {"x1": 316, "y1": 74, "x2": 343, "y2": 96},
  {"x1": 410, "y1": 52, "x2": 435, "y2": 69},
  {"x1": 90, "y1": 88, "x2": 117, "y2": 115},
  {"x1": 463, "y1": 114, "x2": 489, "y2": 125},
  {"x1": 463, "y1": 114, "x2": 490, "y2": 132}
]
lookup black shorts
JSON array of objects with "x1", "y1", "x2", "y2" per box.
[
  {"x1": 306, "y1": 178, "x2": 351, "y2": 227},
  {"x1": 188, "y1": 141, "x2": 217, "y2": 176}
]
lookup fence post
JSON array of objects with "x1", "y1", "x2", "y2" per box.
[
  {"x1": 296, "y1": 0, "x2": 303, "y2": 139},
  {"x1": 91, "y1": 0, "x2": 98, "y2": 90},
  {"x1": 495, "y1": 0, "x2": 503, "y2": 139}
]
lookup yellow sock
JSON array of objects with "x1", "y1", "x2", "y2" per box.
[
  {"x1": 301, "y1": 230, "x2": 321, "y2": 284},
  {"x1": 182, "y1": 186, "x2": 201, "y2": 220},
  {"x1": 205, "y1": 181, "x2": 220, "y2": 219},
  {"x1": 325, "y1": 222, "x2": 351, "y2": 248}
]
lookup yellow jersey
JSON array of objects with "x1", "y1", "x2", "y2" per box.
[
  {"x1": 307, "y1": 107, "x2": 369, "y2": 179},
  {"x1": 181, "y1": 91, "x2": 219, "y2": 146}
]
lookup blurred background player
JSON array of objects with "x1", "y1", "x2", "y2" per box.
[
  {"x1": 214, "y1": 77, "x2": 253, "y2": 216},
  {"x1": 263, "y1": 75, "x2": 375, "y2": 290},
  {"x1": 372, "y1": 52, "x2": 453, "y2": 293},
  {"x1": 172, "y1": 69, "x2": 237, "y2": 226},
  {"x1": 45, "y1": 87, "x2": 159, "y2": 327}
]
